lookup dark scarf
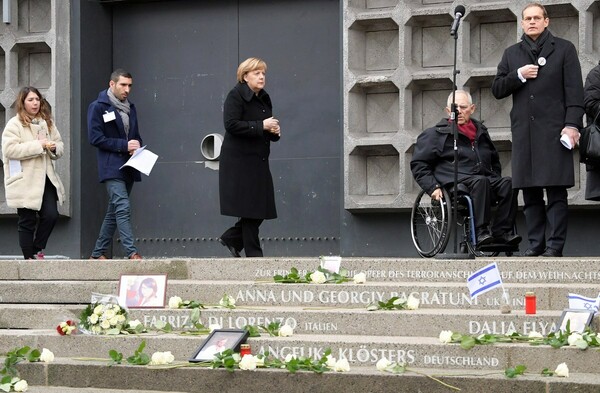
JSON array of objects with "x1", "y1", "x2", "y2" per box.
[{"x1": 521, "y1": 28, "x2": 550, "y2": 57}]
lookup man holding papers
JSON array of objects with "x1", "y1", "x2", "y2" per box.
[{"x1": 87, "y1": 69, "x2": 143, "y2": 260}]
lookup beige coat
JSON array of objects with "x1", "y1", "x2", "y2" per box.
[{"x1": 2, "y1": 116, "x2": 65, "y2": 210}]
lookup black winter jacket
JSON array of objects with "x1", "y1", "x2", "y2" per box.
[{"x1": 411, "y1": 118, "x2": 502, "y2": 195}]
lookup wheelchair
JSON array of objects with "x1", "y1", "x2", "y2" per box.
[{"x1": 410, "y1": 185, "x2": 519, "y2": 258}]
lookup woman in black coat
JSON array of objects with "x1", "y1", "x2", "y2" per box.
[
  {"x1": 218, "y1": 57, "x2": 281, "y2": 257},
  {"x1": 583, "y1": 62, "x2": 600, "y2": 201}
]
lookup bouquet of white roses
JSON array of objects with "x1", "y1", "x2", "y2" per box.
[{"x1": 79, "y1": 302, "x2": 129, "y2": 335}]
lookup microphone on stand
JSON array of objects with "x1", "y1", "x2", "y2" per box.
[{"x1": 450, "y1": 5, "x2": 466, "y2": 36}]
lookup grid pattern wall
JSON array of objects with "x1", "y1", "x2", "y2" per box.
[
  {"x1": 343, "y1": 0, "x2": 600, "y2": 211},
  {"x1": 0, "y1": 0, "x2": 70, "y2": 215}
]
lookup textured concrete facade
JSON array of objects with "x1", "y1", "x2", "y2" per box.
[
  {"x1": 344, "y1": 0, "x2": 600, "y2": 211},
  {"x1": 0, "y1": 0, "x2": 71, "y2": 216}
]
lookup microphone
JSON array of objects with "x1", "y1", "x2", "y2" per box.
[{"x1": 450, "y1": 5, "x2": 466, "y2": 36}]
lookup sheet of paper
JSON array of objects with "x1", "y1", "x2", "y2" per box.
[
  {"x1": 9, "y1": 160, "x2": 21, "y2": 177},
  {"x1": 320, "y1": 256, "x2": 342, "y2": 273},
  {"x1": 119, "y1": 145, "x2": 158, "y2": 176}
]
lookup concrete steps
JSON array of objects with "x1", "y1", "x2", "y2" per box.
[
  {"x1": 9, "y1": 358, "x2": 600, "y2": 393},
  {"x1": 12, "y1": 358, "x2": 600, "y2": 393},
  {"x1": 1, "y1": 257, "x2": 599, "y2": 391},
  {"x1": 1, "y1": 329, "x2": 598, "y2": 372},
  {"x1": 2, "y1": 304, "x2": 598, "y2": 336}
]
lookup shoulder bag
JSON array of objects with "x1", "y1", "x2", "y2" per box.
[{"x1": 579, "y1": 110, "x2": 600, "y2": 166}]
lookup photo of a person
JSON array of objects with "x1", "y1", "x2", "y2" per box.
[
  {"x1": 195, "y1": 336, "x2": 230, "y2": 360},
  {"x1": 118, "y1": 274, "x2": 167, "y2": 309},
  {"x1": 189, "y1": 329, "x2": 249, "y2": 363},
  {"x1": 137, "y1": 277, "x2": 161, "y2": 307}
]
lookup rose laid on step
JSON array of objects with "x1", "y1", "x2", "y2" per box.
[
  {"x1": 56, "y1": 320, "x2": 76, "y2": 335},
  {"x1": 278, "y1": 324, "x2": 294, "y2": 337},
  {"x1": 554, "y1": 362, "x2": 569, "y2": 377}
]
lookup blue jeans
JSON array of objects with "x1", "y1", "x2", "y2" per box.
[{"x1": 91, "y1": 179, "x2": 137, "y2": 258}]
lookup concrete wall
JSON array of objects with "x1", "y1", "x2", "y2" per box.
[{"x1": 1, "y1": 0, "x2": 600, "y2": 258}]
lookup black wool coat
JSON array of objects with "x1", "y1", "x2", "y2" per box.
[
  {"x1": 583, "y1": 63, "x2": 600, "y2": 201},
  {"x1": 219, "y1": 82, "x2": 279, "y2": 219},
  {"x1": 411, "y1": 118, "x2": 502, "y2": 195},
  {"x1": 492, "y1": 31, "x2": 584, "y2": 189}
]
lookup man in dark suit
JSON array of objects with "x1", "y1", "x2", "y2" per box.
[{"x1": 492, "y1": 2, "x2": 584, "y2": 257}]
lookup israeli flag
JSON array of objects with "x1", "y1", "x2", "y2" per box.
[
  {"x1": 467, "y1": 262, "x2": 503, "y2": 299},
  {"x1": 568, "y1": 293, "x2": 600, "y2": 312}
]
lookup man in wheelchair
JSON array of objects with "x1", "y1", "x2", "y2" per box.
[{"x1": 411, "y1": 90, "x2": 521, "y2": 247}]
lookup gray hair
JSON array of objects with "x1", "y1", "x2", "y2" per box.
[{"x1": 446, "y1": 90, "x2": 473, "y2": 107}]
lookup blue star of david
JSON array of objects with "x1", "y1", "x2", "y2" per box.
[
  {"x1": 478, "y1": 276, "x2": 486, "y2": 286},
  {"x1": 584, "y1": 303, "x2": 592, "y2": 310}
]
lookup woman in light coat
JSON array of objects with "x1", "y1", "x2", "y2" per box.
[{"x1": 2, "y1": 86, "x2": 65, "y2": 259}]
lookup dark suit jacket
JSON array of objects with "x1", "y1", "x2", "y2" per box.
[{"x1": 492, "y1": 31, "x2": 584, "y2": 188}]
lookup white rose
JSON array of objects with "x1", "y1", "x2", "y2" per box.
[
  {"x1": 528, "y1": 331, "x2": 543, "y2": 339},
  {"x1": 325, "y1": 354, "x2": 337, "y2": 368},
  {"x1": 104, "y1": 309, "x2": 116, "y2": 319},
  {"x1": 150, "y1": 351, "x2": 175, "y2": 365},
  {"x1": 100, "y1": 319, "x2": 111, "y2": 330},
  {"x1": 117, "y1": 315, "x2": 126, "y2": 323},
  {"x1": 88, "y1": 314, "x2": 99, "y2": 325},
  {"x1": 232, "y1": 353, "x2": 242, "y2": 363},
  {"x1": 554, "y1": 362, "x2": 569, "y2": 377},
  {"x1": 439, "y1": 330, "x2": 453, "y2": 344},
  {"x1": 278, "y1": 324, "x2": 294, "y2": 337},
  {"x1": 168, "y1": 296, "x2": 183, "y2": 309},
  {"x1": 310, "y1": 271, "x2": 327, "y2": 284},
  {"x1": 219, "y1": 295, "x2": 236, "y2": 307},
  {"x1": 13, "y1": 379, "x2": 28, "y2": 392},
  {"x1": 353, "y1": 272, "x2": 366, "y2": 284},
  {"x1": 406, "y1": 294, "x2": 420, "y2": 310},
  {"x1": 112, "y1": 305, "x2": 121, "y2": 312},
  {"x1": 376, "y1": 357, "x2": 392, "y2": 371},
  {"x1": 39, "y1": 348, "x2": 54, "y2": 363},
  {"x1": 162, "y1": 351, "x2": 175, "y2": 363},
  {"x1": 334, "y1": 358, "x2": 350, "y2": 372},
  {"x1": 91, "y1": 325, "x2": 102, "y2": 334},
  {"x1": 129, "y1": 319, "x2": 142, "y2": 329},
  {"x1": 93, "y1": 305, "x2": 104, "y2": 315},
  {"x1": 567, "y1": 333, "x2": 583, "y2": 346},
  {"x1": 209, "y1": 323, "x2": 222, "y2": 332},
  {"x1": 284, "y1": 354, "x2": 296, "y2": 363},
  {"x1": 239, "y1": 354, "x2": 258, "y2": 370},
  {"x1": 109, "y1": 316, "x2": 119, "y2": 326}
]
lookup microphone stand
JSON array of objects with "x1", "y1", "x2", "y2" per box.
[{"x1": 436, "y1": 13, "x2": 474, "y2": 260}]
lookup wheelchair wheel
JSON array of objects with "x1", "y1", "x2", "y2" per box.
[{"x1": 411, "y1": 188, "x2": 451, "y2": 257}]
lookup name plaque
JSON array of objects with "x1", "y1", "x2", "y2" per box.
[{"x1": 254, "y1": 268, "x2": 600, "y2": 282}]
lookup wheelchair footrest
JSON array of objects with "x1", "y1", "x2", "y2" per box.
[{"x1": 476, "y1": 243, "x2": 519, "y2": 252}]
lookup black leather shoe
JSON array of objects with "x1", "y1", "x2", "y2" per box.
[
  {"x1": 541, "y1": 247, "x2": 563, "y2": 257},
  {"x1": 218, "y1": 238, "x2": 241, "y2": 258},
  {"x1": 494, "y1": 233, "x2": 522, "y2": 245},
  {"x1": 476, "y1": 232, "x2": 494, "y2": 246},
  {"x1": 522, "y1": 248, "x2": 544, "y2": 257}
]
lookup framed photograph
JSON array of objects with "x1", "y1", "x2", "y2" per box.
[
  {"x1": 189, "y1": 329, "x2": 250, "y2": 362},
  {"x1": 557, "y1": 309, "x2": 595, "y2": 333},
  {"x1": 118, "y1": 273, "x2": 168, "y2": 309}
]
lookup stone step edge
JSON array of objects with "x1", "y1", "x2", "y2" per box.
[
  {"x1": 12, "y1": 358, "x2": 600, "y2": 392},
  {"x1": 0, "y1": 329, "x2": 583, "y2": 346},
  {"x1": 0, "y1": 303, "x2": 572, "y2": 314}
]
